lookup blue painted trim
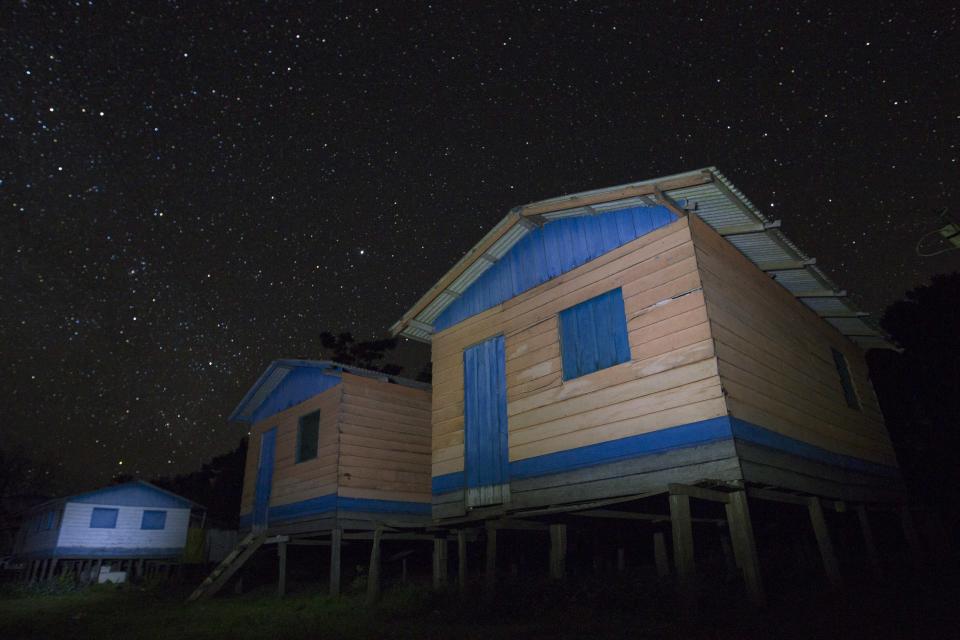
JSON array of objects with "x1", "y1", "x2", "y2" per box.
[
  {"x1": 432, "y1": 471, "x2": 465, "y2": 495},
  {"x1": 434, "y1": 205, "x2": 676, "y2": 332},
  {"x1": 430, "y1": 416, "x2": 900, "y2": 495},
  {"x1": 239, "y1": 494, "x2": 430, "y2": 528},
  {"x1": 728, "y1": 418, "x2": 899, "y2": 478},
  {"x1": 18, "y1": 547, "x2": 184, "y2": 560},
  {"x1": 463, "y1": 335, "x2": 509, "y2": 489},
  {"x1": 510, "y1": 416, "x2": 734, "y2": 480},
  {"x1": 559, "y1": 288, "x2": 630, "y2": 380},
  {"x1": 252, "y1": 428, "x2": 277, "y2": 530}
]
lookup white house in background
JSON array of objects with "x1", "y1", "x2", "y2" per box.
[{"x1": 14, "y1": 480, "x2": 203, "y2": 579}]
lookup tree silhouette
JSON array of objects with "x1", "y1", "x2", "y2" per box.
[
  {"x1": 318, "y1": 331, "x2": 402, "y2": 375},
  {"x1": 867, "y1": 272, "x2": 960, "y2": 528}
]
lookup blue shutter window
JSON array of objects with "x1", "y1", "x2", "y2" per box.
[
  {"x1": 141, "y1": 510, "x2": 167, "y2": 530},
  {"x1": 90, "y1": 507, "x2": 119, "y2": 529},
  {"x1": 559, "y1": 288, "x2": 631, "y2": 380}
]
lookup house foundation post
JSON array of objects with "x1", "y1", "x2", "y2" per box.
[
  {"x1": 365, "y1": 527, "x2": 383, "y2": 605},
  {"x1": 725, "y1": 490, "x2": 765, "y2": 607},
  {"x1": 329, "y1": 527, "x2": 342, "y2": 597},
  {"x1": 807, "y1": 498, "x2": 842, "y2": 588},
  {"x1": 549, "y1": 524, "x2": 566, "y2": 580},
  {"x1": 432, "y1": 537, "x2": 448, "y2": 589}
]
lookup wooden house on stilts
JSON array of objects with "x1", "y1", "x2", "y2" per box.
[
  {"x1": 189, "y1": 360, "x2": 432, "y2": 600},
  {"x1": 391, "y1": 167, "x2": 926, "y2": 604}
]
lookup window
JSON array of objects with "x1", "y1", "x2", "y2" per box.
[
  {"x1": 831, "y1": 348, "x2": 860, "y2": 410},
  {"x1": 41, "y1": 511, "x2": 54, "y2": 530},
  {"x1": 296, "y1": 410, "x2": 321, "y2": 463},
  {"x1": 90, "y1": 507, "x2": 119, "y2": 529},
  {"x1": 559, "y1": 288, "x2": 631, "y2": 380},
  {"x1": 141, "y1": 510, "x2": 167, "y2": 530}
]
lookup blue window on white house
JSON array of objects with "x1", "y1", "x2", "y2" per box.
[
  {"x1": 90, "y1": 507, "x2": 119, "y2": 528},
  {"x1": 559, "y1": 288, "x2": 631, "y2": 380},
  {"x1": 141, "y1": 510, "x2": 167, "y2": 530},
  {"x1": 831, "y1": 348, "x2": 861, "y2": 410},
  {"x1": 41, "y1": 511, "x2": 54, "y2": 530}
]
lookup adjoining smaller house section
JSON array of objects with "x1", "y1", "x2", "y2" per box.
[
  {"x1": 232, "y1": 360, "x2": 432, "y2": 535},
  {"x1": 187, "y1": 361, "x2": 432, "y2": 602},
  {"x1": 13, "y1": 480, "x2": 203, "y2": 584}
]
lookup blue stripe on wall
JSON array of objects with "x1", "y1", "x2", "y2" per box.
[
  {"x1": 430, "y1": 416, "x2": 900, "y2": 495},
  {"x1": 239, "y1": 494, "x2": 431, "y2": 529},
  {"x1": 433, "y1": 205, "x2": 677, "y2": 332},
  {"x1": 728, "y1": 418, "x2": 899, "y2": 478}
]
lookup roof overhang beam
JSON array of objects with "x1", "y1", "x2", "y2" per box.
[
  {"x1": 794, "y1": 289, "x2": 847, "y2": 298},
  {"x1": 717, "y1": 220, "x2": 782, "y2": 236},
  {"x1": 756, "y1": 258, "x2": 817, "y2": 271}
]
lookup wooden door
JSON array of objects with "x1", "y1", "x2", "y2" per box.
[
  {"x1": 464, "y1": 335, "x2": 510, "y2": 507},
  {"x1": 252, "y1": 427, "x2": 277, "y2": 531}
]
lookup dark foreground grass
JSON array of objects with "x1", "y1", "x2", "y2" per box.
[{"x1": 1, "y1": 570, "x2": 958, "y2": 640}]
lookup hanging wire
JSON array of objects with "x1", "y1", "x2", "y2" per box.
[{"x1": 915, "y1": 208, "x2": 960, "y2": 257}]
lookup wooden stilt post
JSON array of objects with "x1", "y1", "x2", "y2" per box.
[
  {"x1": 137, "y1": 558, "x2": 145, "y2": 580},
  {"x1": 807, "y1": 498, "x2": 842, "y2": 587},
  {"x1": 27, "y1": 560, "x2": 38, "y2": 584},
  {"x1": 898, "y1": 506, "x2": 926, "y2": 570},
  {"x1": 46, "y1": 558, "x2": 58, "y2": 581},
  {"x1": 432, "y1": 538, "x2": 448, "y2": 589},
  {"x1": 277, "y1": 540, "x2": 288, "y2": 597},
  {"x1": 725, "y1": 490, "x2": 765, "y2": 607},
  {"x1": 669, "y1": 493, "x2": 695, "y2": 581},
  {"x1": 549, "y1": 524, "x2": 566, "y2": 580},
  {"x1": 484, "y1": 523, "x2": 497, "y2": 594},
  {"x1": 330, "y1": 527, "x2": 342, "y2": 597},
  {"x1": 366, "y1": 527, "x2": 383, "y2": 605},
  {"x1": 93, "y1": 559, "x2": 102, "y2": 584},
  {"x1": 856, "y1": 505, "x2": 882, "y2": 578},
  {"x1": 617, "y1": 547, "x2": 626, "y2": 573},
  {"x1": 457, "y1": 529, "x2": 467, "y2": 589},
  {"x1": 653, "y1": 531, "x2": 670, "y2": 578}
]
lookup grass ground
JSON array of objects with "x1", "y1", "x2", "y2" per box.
[{"x1": 1, "y1": 569, "x2": 958, "y2": 640}]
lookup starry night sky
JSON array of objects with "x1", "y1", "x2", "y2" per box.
[{"x1": 2, "y1": 2, "x2": 957, "y2": 493}]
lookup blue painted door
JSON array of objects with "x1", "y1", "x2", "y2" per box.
[
  {"x1": 463, "y1": 335, "x2": 510, "y2": 507},
  {"x1": 253, "y1": 427, "x2": 277, "y2": 531}
]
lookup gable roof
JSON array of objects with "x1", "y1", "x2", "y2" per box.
[
  {"x1": 391, "y1": 167, "x2": 890, "y2": 350},
  {"x1": 28, "y1": 480, "x2": 200, "y2": 513},
  {"x1": 229, "y1": 359, "x2": 431, "y2": 424}
]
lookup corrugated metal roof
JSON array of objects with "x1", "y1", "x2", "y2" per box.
[{"x1": 393, "y1": 167, "x2": 893, "y2": 349}]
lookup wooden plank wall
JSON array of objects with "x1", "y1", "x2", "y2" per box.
[
  {"x1": 689, "y1": 215, "x2": 898, "y2": 468},
  {"x1": 431, "y1": 216, "x2": 728, "y2": 483},
  {"x1": 239, "y1": 384, "x2": 342, "y2": 515},
  {"x1": 337, "y1": 373, "x2": 432, "y2": 505}
]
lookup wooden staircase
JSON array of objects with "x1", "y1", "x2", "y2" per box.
[{"x1": 187, "y1": 532, "x2": 266, "y2": 601}]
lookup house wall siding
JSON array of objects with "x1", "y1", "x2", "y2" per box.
[
  {"x1": 55, "y1": 502, "x2": 189, "y2": 552},
  {"x1": 337, "y1": 372, "x2": 432, "y2": 504},
  {"x1": 430, "y1": 216, "x2": 728, "y2": 485},
  {"x1": 240, "y1": 383, "x2": 342, "y2": 515},
  {"x1": 689, "y1": 214, "x2": 898, "y2": 468}
]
